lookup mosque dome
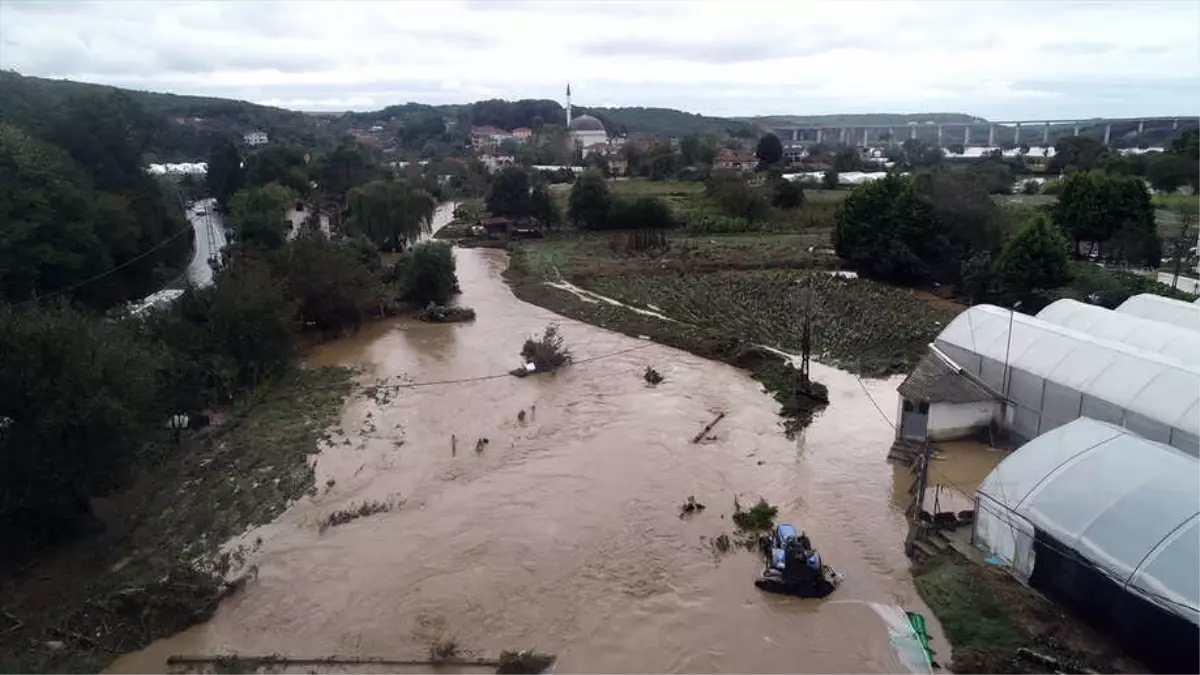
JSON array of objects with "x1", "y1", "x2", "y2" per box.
[{"x1": 569, "y1": 115, "x2": 605, "y2": 133}]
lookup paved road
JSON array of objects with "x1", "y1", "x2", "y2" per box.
[
  {"x1": 1157, "y1": 271, "x2": 1200, "y2": 295},
  {"x1": 186, "y1": 198, "x2": 227, "y2": 288}
]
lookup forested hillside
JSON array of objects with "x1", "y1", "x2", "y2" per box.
[
  {"x1": 0, "y1": 73, "x2": 192, "y2": 307},
  {"x1": 0, "y1": 72, "x2": 323, "y2": 162}
]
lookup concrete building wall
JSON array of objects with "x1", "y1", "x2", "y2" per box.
[{"x1": 928, "y1": 401, "x2": 1000, "y2": 441}]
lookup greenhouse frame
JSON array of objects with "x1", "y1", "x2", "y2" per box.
[
  {"x1": 974, "y1": 418, "x2": 1198, "y2": 673},
  {"x1": 933, "y1": 305, "x2": 1200, "y2": 454}
]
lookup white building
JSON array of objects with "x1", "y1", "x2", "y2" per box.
[
  {"x1": 973, "y1": 417, "x2": 1198, "y2": 673},
  {"x1": 243, "y1": 130, "x2": 269, "y2": 147},
  {"x1": 895, "y1": 304, "x2": 1200, "y2": 454}
]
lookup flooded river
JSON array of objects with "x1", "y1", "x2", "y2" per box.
[{"x1": 110, "y1": 230, "x2": 958, "y2": 673}]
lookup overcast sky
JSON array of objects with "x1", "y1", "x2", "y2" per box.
[{"x1": 2, "y1": 0, "x2": 1197, "y2": 119}]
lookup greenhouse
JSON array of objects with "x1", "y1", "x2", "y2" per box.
[
  {"x1": 974, "y1": 418, "x2": 1198, "y2": 673},
  {"x1": 1114, "y1": 293, "x2": 1200, "y2": 333},
  {"x1": 933, "y1": 305, "x2": 1200, "y2": 454},
  {"x1": 1035, "y1": 299, "x2": 1200, "y2": 367}
]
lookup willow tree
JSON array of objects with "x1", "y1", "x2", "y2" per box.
[{"x1": 347, "y1": 179, "x2": 436, "y2": 251}]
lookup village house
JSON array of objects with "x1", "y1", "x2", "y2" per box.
[
  {"x1": 243, "y1": 130, "x2": 268, "y2": 147},
  {"x1": 608, "y1": 154, "x2": 629, "y2": 177},
  {"x1": 714, "y1": 148, "x2": 756, "y2": 170},
  {"x1": 511, "y1": 127, "x2": 533, "y2": 141},
  {"x1": 480, "y1": 152, "x2": 515, "y2": 172}
]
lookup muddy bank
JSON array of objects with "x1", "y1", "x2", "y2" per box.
[{"x1": 108, "y1": 246, "x2": 943, "y2": 674}]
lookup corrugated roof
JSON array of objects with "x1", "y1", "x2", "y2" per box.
[
  {"x1": 978, "y1": 418, "x2": 1199, "y2": 624},
  {"x1": 898, "y1": 350, "x2": 999, "y2": 403},
  {"x1": 1037, "y1": 299, "x2": 1200, "y2": 367},
  {"x1": 934, "y1": 305, "x2": 1200, "y2": 441},
  {"x1": 1115, "y1": 294, "x2": 1200, "y2": 333}
]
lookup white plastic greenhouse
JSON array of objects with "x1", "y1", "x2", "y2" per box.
[
  {"x1": 1114, "y1": 293, "x2": 1200, "y2": 333},
  {"x1": 1035, "y1": 299, "x2": 1200, "y2": 367},
  {"x1": 974, "y1": 418, "x2": 1198, "y2": 636},
  {"x1": 933, "y1": 305, "x2": 1200, "y2": 454}
]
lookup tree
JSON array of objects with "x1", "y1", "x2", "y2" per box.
[
  {"x1": 486, "y1": 166, "x2": 532, "y2": 218},
  {"x1": 834, "y1": 174, "x2": 942, "y2": 282},
  {"x1": 771, "y1": 177, "x2": 805, "y2": 209},
  {"x1": 207, "y1": 138, "x2": 245, "y2": 210},
  {"x1": 755, "y1": 133, "x2": 784, "y2": 165},
  {"x1": 705, "y1": 170, "x2": 770, "y2": 221},
  {"x1": 822, "y1": 169, "x2": 840, "y2": 190},
  {"x1": 0, "y1": 303, "x2": 165, "y2": 547},
  {"x1": 1146, "y1": 152, "x2": 1196, "y2": 194},
  {"x1": 1169, "y1": 128, "x2": 1199, "y2": 159},
  {"x1": 529, "y1": 179, "x2": 562, "y2": 229},
  {"x1": 568, "y1": 168, "x2": 612, "y2": 229},
  {"x1": 273, "y1": 231, "x2": 377, "y2": 334},
  {"x1": 996, "y1": 212, "x2": 1069, "y2": 294},
  {"x1": 1048, "y1": 135, "x2": 1109, "y2": 174},
  {"x1": 398, "y1": 241, "x2": 458, "y2": 305},
  {"x1": 315, "y1": 138, "x2": 377, "y2": 205},
  {"x1": 898, "y1": 139, "x2": 943, "y2": 170},
  {"x1": 607, "y1": 196, "x2": 675, "y2": 230},
  {"x1": 680, "y1": 134, "x2": 701, "y2": 165},
  {"x1": 244, "y1": 145, "x2": 310, "y2": 195},
  {"x1": 228, "y1": 183, "x2": 298, "y2": 251},
  {"x1": 346, "y1": 179, "x2": 436, "y2": 251},
  {"x1": 1054, "y1": 171, "x2": 1156, "y2": 261}
]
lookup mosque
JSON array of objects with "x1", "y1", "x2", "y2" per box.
[{"x1": 565, "y1": 83, "x2": 608, "y2": 153}]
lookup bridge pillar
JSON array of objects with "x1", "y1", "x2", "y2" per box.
[
  {"x1": 889, "y1": 127, "x2": 896, "y2": 146},
  {"x1": 839, "y1": 128, "x2": 846, "y2": 145},
  {"x1": 936, "y1": 125, "x2": 943, "y2": 146},
  {"x1": 910, "y1": 125, "x2": 917, "y2": 141},
  {"x1": 816, "y1": 128, "x2": 823, "y2": 144},
  {"x1": 1014, "y1": 122, "x2": 1021, "y2": 146},
  {"x1": 1137, "y1": 120, "x2": 1145, "y2": 137},
  {"x1": 1104, "y1": 124, "x2": 1112, "y2": 144},
  {"x1": 964, "y1": 125, "x2": 970, "y2": 146},
  {"x1": 1074, "y1": 123, "x2": 1080, "y2": 136},
  {"x1": 862, "y1": 128, "x2": 870, "y2": 148},
  {"x1": 1173, "y1": 119, "x2": 1179, "y2": 130},
  {"x1": 1043, "y1": 123, "x2": 1050, "y2": 146},
  {"x1": 988, "y1": 125, "x2": 995, "y2": 146}
]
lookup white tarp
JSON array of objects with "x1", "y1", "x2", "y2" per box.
[
  {"x1": 976, "y1": 418, "x2": 1200, "y2": 624},
  {"x1": 1036, "y1": 299, "x2": 1200, "y2": 367},
  {"x1": 1115, "y1": 294, "x2": 1200, "y2": 333},
  {"x1": 935, "y1": 305, "x2": 1200, "y2": 447}
]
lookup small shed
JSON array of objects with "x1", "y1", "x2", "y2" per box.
[
  {"x1": 895, "y1": 348, "x2": 1000, "y2": 441},
  {"x1": 479, "y1": 216, "x2": 513, "y2": 237}
]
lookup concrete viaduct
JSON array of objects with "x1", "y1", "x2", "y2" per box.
[{"x1": 770, "y1": 116, "x2": 1194, "y2": 148}]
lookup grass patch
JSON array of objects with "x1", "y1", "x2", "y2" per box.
[
  {"x1": 318, "y1": 499, "x2": 395, "y2": 533},
  {"x1": 0, "y1": 366, "x2": 354, "y2": 673},
  {"x1": 1066, "y1": 260, "x2": 1197, "y2": 305},
  {"x1": 913, "y1": 558, "x2": 1025, "y2": 661},
  {"x1": 496, "y1": 649, "x2": 555, "y2": 674},
  {"x1": 732, "y1": 497, "x2": 778, "y2": 532}
]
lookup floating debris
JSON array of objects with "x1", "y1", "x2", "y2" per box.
[
  {"x1": 644, "y1": 365, "x2": 664, "y2": 385},
  {"x1": 419, "y1": 302, "x2": 477, "y2": 323},
  {"x1": 691, "y1": 412, "x2": 726, "y2": 443},
  {"x1": 679, "y1": 495, "x2": 706, "y2": 518}
]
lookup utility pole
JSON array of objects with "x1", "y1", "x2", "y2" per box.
[
  {"x1": 904, "y1": 440, "x2": 932, "y2": 558},
  {"x1": 999, "y1": 301, "x2": 1022, "y2": 427}
]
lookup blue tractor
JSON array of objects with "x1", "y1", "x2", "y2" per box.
[{"x1": 755, "y1": 523, "x2": 842, "y2": 598}]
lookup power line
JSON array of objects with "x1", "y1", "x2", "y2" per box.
[{"x1": 14, "y1": 222, "x2": 195, "y2": 308}]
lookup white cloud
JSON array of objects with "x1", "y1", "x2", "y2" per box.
[{"x1": 0, "y1": 0, "x2": 1196, "y2": 118}]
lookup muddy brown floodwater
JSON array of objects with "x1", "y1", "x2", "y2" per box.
[{"x1": 109, "y1": 240, "x2": 956, "y2": 673}]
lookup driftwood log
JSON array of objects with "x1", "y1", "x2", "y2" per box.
[{"x1": 691, "y1": 412, "x2": 726, "y2": 443}]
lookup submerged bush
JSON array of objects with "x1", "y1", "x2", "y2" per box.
[{"x1": 518, "y1": 324, "x2": 572, "y2": 374}]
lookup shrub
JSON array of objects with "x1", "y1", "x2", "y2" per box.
[
  {"x1": 518, "y1": 324, "x2": 571, "y2": 373},
  {"x1": 771, "y1": 178, "x2": 805, "y2": 209},
  {"x1": 683, "y1": 214, "x2": 761, "y2": 235},
  {"x1": 397, "y1": 241, "x2": 459, "y2": 306},
  {"x1": 996, "y1": 213, "x2": 1069, "y2": 295},
  {"x1": 607, "y1": 196, "x2": 676, "y2": 230}
]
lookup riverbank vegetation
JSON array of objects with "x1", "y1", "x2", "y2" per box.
[{"x1": 913, "y1": 555, "x2": 1142, "y2": 674}]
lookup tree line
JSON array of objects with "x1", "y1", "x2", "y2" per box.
[{"x1": 1, "y1": 119, "x2": 466, "y2": 552}]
